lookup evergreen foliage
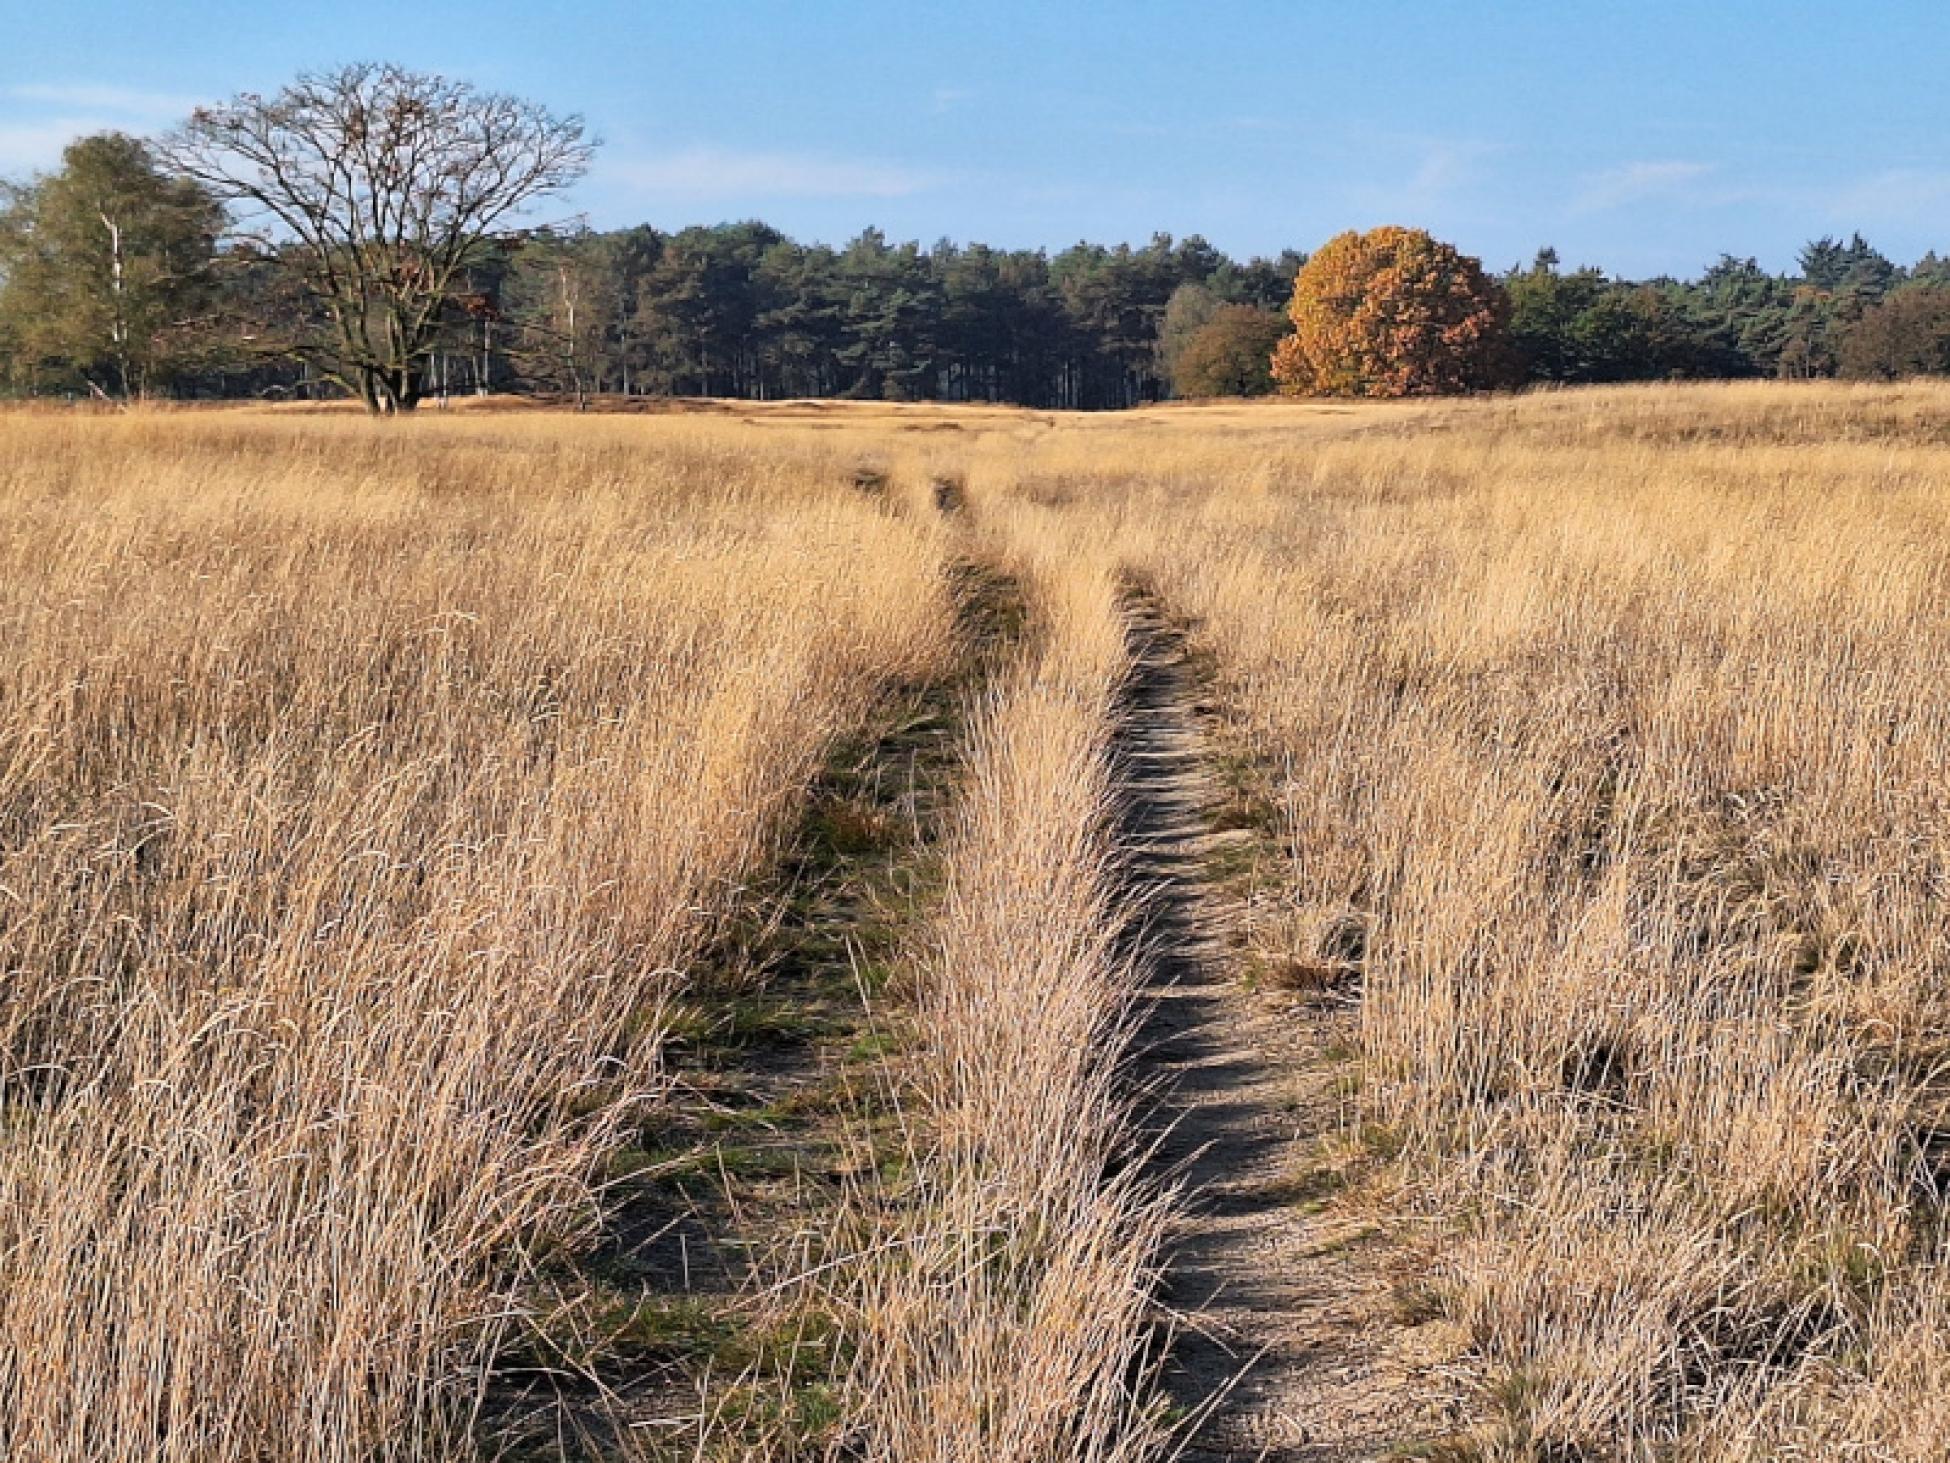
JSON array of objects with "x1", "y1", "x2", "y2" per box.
[{"x1": 5, "y1": 117, "x2": 1950, "y2": 403}]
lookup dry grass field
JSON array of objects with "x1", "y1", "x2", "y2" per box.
[
  {"x1": 0, "y1": 412, "x2": 954, "y2": 1459},
  {"x1": 5, "y1": 381, "x2": 1950, "y2": 1460}
]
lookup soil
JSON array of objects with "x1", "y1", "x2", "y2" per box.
[{"x1": 1117, "y1": 590, "x2": 1467, "y2": 1462}]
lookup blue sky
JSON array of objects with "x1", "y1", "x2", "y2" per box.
[{"x1": 4, "y1": 2, "x2": 1949, "y2": 278}]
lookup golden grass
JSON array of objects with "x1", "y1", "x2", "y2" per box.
[
  {"x1": 835, "y1": 498, "x2": 1167, "y2": 1463},
  {"x1": 0, "y1": 411, "x2": 953, "y2": 1460},
  {"x1": 1028, "y1": 381, "x2": 1950, "y2": 1459},
  {"x1": 10, "y1": 380, "x2": 1950, "y2": 1460}
]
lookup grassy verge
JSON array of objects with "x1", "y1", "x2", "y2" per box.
[
  {"x1": 483, "y1": 563, "x2": 1026, "y2": 1460},
  {"x1": 832, "y1": 514, "x2": 1171, "y2": 1463}
]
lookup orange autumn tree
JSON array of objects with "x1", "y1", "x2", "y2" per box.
[{"x1": 1271, "y1": 226, "x2": 1512, "y2": 396}]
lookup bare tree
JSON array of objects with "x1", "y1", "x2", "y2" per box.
[{"x1": 163, "y1": 63, "x2": 593, "y2": 413}]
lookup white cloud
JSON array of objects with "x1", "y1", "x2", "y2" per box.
[
  {"x1": 1408, "y1": 142, "x2": 1479, "y2": 194},
  {"x1": 1572, "y1": 160, "x2": 1714, "y2": 214},
  {"x1": 4, "y1": 84, "x2": 200, "y2": 120},
  {"x1": 931, "y1": 86, "x2": 976, "y2": 115},
  {"x1": 1225, "y1": 116, "x2": 1299, "y2": 134},
  {"x1": 0, "y1": 119, "x2": 110, "y2": 173},
  {"x1": 0, "y1": 82, "x2": 204, "y2": 175},
  {"x1": 1823, "y1": 168, "x2": 1950, "y2": 226},
  {"x1": 606, "y1": 146, "x2": 935, "y2": 200},
  {"x1": 1347, "y1": 138, "x2": 1501, "y2": 222}
]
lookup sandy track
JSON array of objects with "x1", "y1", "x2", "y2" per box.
[{"x1": 1117, "y1": 592, "x2": 1455, "y2": 1462}]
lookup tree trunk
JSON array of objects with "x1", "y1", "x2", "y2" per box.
[{"x1": 99, "y1": 209, "x2": 132, "y2": 402}]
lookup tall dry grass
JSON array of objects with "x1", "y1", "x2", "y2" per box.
[
  {"x1": 14, "y1": 381, "x2": 1950, "y2": 1462},
  {"x1": 836, "y1": 497, "x2": 1169, "y2": 1463},
  {"x1": 1024, "y1": 382, "x2": 1950, "y2": 1458},
  {"x1": 0, "y1": 411, "x2": 953, "y2": 1461}
]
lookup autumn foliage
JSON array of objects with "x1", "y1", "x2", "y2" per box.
[
  {"x1": 1271, "y1": 226, "x2": 1511, "y2": 396},
  {"x1": 1171, "y1": 304, "x2": 1288, "y2": 397}
]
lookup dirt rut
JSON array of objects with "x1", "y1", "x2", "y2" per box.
[{"x1": 1117, "y1": 591, "x2": 1454, "y2": 1463}]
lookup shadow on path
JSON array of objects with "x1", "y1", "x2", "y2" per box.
[{"x1": 1115, "y1": 589, "x2": 1442, "y2": 1463}]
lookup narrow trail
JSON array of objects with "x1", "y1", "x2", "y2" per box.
[
  {"x1": 481, "y1": 565, "x2": 1026, "y2": 1459},
  {"x1": 1116, "y1": 590, "x2": 1452, "y2": 1463}
]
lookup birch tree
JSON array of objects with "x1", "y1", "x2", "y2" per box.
[{"x1": 0, "y1": 133, "x2": 222, "y2": 400}]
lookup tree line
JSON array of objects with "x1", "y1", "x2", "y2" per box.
[{"x1": 3, "y1": 65, "x2": 1949, "y2": 411}]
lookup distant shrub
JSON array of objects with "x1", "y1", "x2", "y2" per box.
[
  {"x1": 1838, "y1": 285, "x2": 1950, "y2": 379},
  {"x1": 1170, "y1": 305, "x2": 1288, "y2": 398}
]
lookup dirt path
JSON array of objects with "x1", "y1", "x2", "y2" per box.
[
  {"x1": 1117, "y1": 591, "x2": 1458, "y2": 1463},
  {"x1": 481, "y1": 566, "x2": 1025, "y2": 1459}
]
